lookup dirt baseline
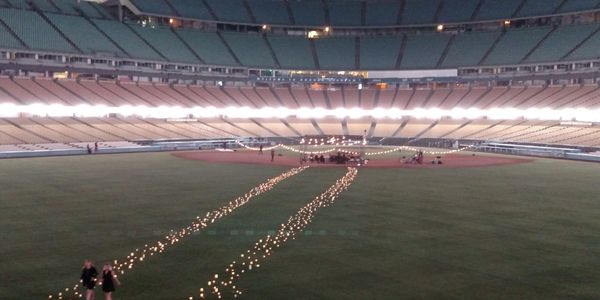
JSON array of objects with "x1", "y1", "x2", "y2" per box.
[{"x1": 172, "y1": 150, "x2": 533, "y2": 169}]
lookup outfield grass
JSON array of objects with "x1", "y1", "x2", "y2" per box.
[{"x1": 1, "y1": 152, "x2": 599, "y2": 299}]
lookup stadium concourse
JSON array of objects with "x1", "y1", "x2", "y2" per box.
[{"x1": 2, "y1": 1, "x2": 600, "y2": 300}]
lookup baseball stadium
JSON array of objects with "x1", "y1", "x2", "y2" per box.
[{"x1": 0, "y1": 0, "x2": 600, "y2": 299}]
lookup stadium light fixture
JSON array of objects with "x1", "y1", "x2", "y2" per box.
[{"x1": 436, "y1": 24, "x2": 444, "y2": 31}]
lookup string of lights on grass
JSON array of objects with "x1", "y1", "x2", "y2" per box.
[
  {"x1": 49, "y1": 166, "x2": 309, "y2": 300},
  {"x1": 192, "y1": 167, "x2": 359, "y2": 300},
  {"x1": 236, "y1": 141, "x2": 477, "y2": 156}
]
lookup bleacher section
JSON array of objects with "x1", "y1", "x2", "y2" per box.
[
  {"x1": 0, "y1": 77, "x2": 599, "y2": 148},
  {"x1": 400, "y1": 33, "x2": 451, "y2": 69},
  {"x1": 267, "y1": 35, "x2": 315, "y2": 69},
  {"x1": 314, "y1": 37, "x2": 356, "y2": 70},
  {"x1": 525, "y1": 24, "x2": 599, "y2": 63},
  {"x1": 441, "y1": 31, "x2": 501, "y2": 67},
  {"x1": 483, "y1": 26, "x2": 552, "y2": 66},
  {"x1": 327, "y1": 0, "x2": 362, "y2": 27},
  {"x1": 91, "y1": 19, "x2": 162, "y2": 60},
  {"x1": 0, "y1": 7, "x2": 77, "y2": 53},
  {"x1": 247, "y1": 0, "x2": 291, "y2": 25},
  {"x1": 220, "y1": 32, "x2": 276, "y2": 68},
  {"x1": 117, "y1": 0, "x2": 600, "y2": 28},
  {"x1": 128, "y1": 24, "x2": 198, "y2": 63},
  {"x1": 203, "y1": 0, "x2": 252, "y2": 23},
  {"x1": 0, "y1": 3, "x2": 599, "y2": 70},
  {"x1": 365, "y1": 1, "x2": 400, "y2": 26},
  {"x1": 45, "y1": 13, "x2": 123, "y2": 55},
  {"x1": 359, "y1": 37, "x2": 402, "y2": 70},
  {"x1": 167, "y1": 0, "x2": 213, "y2": 21}
]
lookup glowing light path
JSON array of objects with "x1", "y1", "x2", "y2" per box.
[
  {"x1": 193, "y1": 167, "x2": 359, "y2": 299},
  {"x1": 236, "y1": 141, "x2": 477, "y2": 156},
  {"x1": 1, "y1": 103, "x2": 599, "y2": 122},
  {"x1": 49, "y1": 166, "x2": 308, "y2": 300}
]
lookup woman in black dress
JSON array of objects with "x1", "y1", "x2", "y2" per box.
[
  {"x1": 101, "y1": 263, "x2": 120, "y2": 300},
  {"x1": 80, "y1": 260, "x2": 98, "y2": 300}
]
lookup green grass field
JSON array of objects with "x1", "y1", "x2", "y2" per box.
[{"x1": 1, "y1": 151, "x2": 600, "y2": 299}]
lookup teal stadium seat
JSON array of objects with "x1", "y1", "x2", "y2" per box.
[
  {"x1": 483, "y1": 26, "x2": 551, "y2": 65},
  {"x1": 168, "y1": 0, "x2": 214, "y2": 20},
  {"x1": 327, "y1": 0, "x2": 362, "y2": 26},
  {"x1": 91, "y1": 19, "x2": 162, "y2": 61},
  {"x1": 0, "y1": 18, "x2": 25, "y2": 50},
  {"x1": 474, "y1": 0, "x2": 522, "y2": 21},
  {"x1": 129, "y1": 24, "x2": 199, "y2": 63},
  {"x1": 204, "y1": 0, "x2": 251, "y2": 23},
  {"x1": 314, "y1": 37, "x2": 356, "y2": 70},
  {"x1": 176, "y1": 30, "x2": 238, "y2": 66},
  {"x1": 52, "y1": 0, "x2": 109, "y2": 18},
  {"x1": 289, "y1": 0, "x2": 325, "y2": 26},
  {"x1": 515, "y1": 0, "x2": 563, "y2": 17},
  {"x1": 80, "y1": 1, "x2": 111, "y2": 19},
  {"x1": 267, "y1": 35, "x2": 315, "y2": 69},
  {"x1": 5, "y1": 0, "x2": 30, "y2": 9},
  {"x1": 220, "y1": 32, "x2": 277, "y2": 68},
  {"x1": 441, "y1": 31, "x2": 501, "y2": 67},
  {"x1": 0, "y1": 8, "x2": 76, "y2": 53},
  {"x1": 30, "y1": 0, "x2": 58, "y2": 12},
  {"x1": 46, "y1": 13, "x2": 123, "y2": 55},
  {"x1": 558, "y1": 0, "x2": 600, "y2": 13},
  {"x1": 365, "y1": 1, "x2": 400, "y2": 26},
  {"x1": 52, "y1": 0, "x2": 81, "y2": 15},
  {"x1": 247, "y1": 0, "x2": 291, "y2": 25},
  {"x1": 402, "y1": 0, "x2": 438, "y2": 25},
  {"x1": 567, "y1": 27, "x2": 600, "y2": 61},
  {"x1": 359, "y1": 36, "x2": 402, "y2": 70},
  {"x1": 525, "y1": 24, "x2": 599, "y2": 63},
  {"x1": 437, "y1": 0, "x2": 478, "y2": 23},
  {"x1": 400, "y1": 33, "x2": 451, "y2": 69},
  {"x1": 131, "y1": 0, "x2": 175, "y2": 16}
]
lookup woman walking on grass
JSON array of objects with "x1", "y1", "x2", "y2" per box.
[
  {"x1": 101, "y1": 263, "x2": 120, "y2": 300},
  {"x1": 80, "y1": 260, "x2": 98, "y2": 300}
]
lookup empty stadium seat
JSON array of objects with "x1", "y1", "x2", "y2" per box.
[
  {"x1": 401, "y1": 0, "x2": 438, "y2": 25},
  {"x1": 247, "y1": 0, "x2": 291, "y2": 25},
  {"x1": 484, "y1": 26, "x2": 551, "y2": 65},
  {"x1": 437, "y1": 0, "x2": 479, "y2": 23},
  {"x1": 474, "y1": 0, "x2": 522, "y2": 21},
  {"x1": 167, "y1": 0, "x2": 213, "y2": 20},
  {"x1": 314, "y1": 37, "x2": 356, "y2": 70},
  {"x1": 128, "y1": 23, "x2": 199, "y2": 63},
  {"x1": 176, "y1": 30, "x2": 238, "y2": 66},
  {"x1": 267, "y1": 35, "x2": 315, "y2": 69},
  {"x1": 515, "y1": 0, "x2": 563, "y2": 18},
  {"x1": 401, "y1": 33, "x2": 451, "y2": 69},
  {"x1": 92, "y1": 19, "x2": 162, "y2": 61},
  {"x1": 365, "y1": 1, "x2": 400, "y2": 26},
  {"x1": 288, "y1": 0, "x2": 325, "y2": 26},
  {"x1": 204, "y1": 0, "x2": 251, "y2": 23},
  {"x1": 45, "y1": 13, "x2": 123, "y2": 55},
  {"x1": 525, "y1": 24, "x2": 599, "y2": 63},
  {"x1": 441, "y1": 31, "x2": 501, "y2": 67},
  {"x1": 220, "y1": 32, "x2": 277, "y2": 68},
  {"x1": 327, "y1": 0, "x2": 362, "y2": 26},
  {"x1": 0, "y1": 8, "x2": 77, "y2": 53},
  {"x1": 359, "y1": 36, "x2": 403, "y2": 70}
]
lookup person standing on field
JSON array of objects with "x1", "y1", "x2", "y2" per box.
[{"x1": 271, "y1": 149, "x2": 275, "y2": 162}]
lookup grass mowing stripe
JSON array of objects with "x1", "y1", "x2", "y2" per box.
[
  {"x1": 50, "y1": 166, "x2": 309, "y2": 300},
  {"x1": 196, "y1": 167, "x2": 358, "y2": 299}
]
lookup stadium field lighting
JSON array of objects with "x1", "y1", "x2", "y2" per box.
[{"x1": 0, "y1": 103, "x2": 599, "y2": 122}]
